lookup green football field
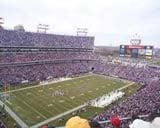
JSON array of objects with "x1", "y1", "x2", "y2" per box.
[{"x1": 2, "y1": 74, "x2": 129, "y2": 127}]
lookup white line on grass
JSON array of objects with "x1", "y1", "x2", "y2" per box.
[
  {"x1": 0, "y1": 100, "x2": 28, "y2": 128},
  {"x1": 70, "y1": 96, "x2": 75, "y2": 99},
  {"x1": 27, "y1": 89, "x2": 56, "y2": 117},
  {"x1": 0, "y1": 74, "x2": 93, "y2": 95},
  {"x1": 26, "y1": 92, "x2": 31, "y2": 95},
  {"x1": 118, "y1": 82, "x2": 135, "y2": 91},
  {"x1": 30, "y1": 104, "x2": 88, "y2": 128},
  {"x1": 21, "y1": 100, "x2": 47, "y2": 119},
  {"x1": 59, "y1": 100, "x2": 64, "y2": 103},
  {"x1": 6, "y1": 100, "x2": 12, "y2": 105},
  {"x1": 30, "y1": 79, "x2": 135, "y2": 128},
  {"x1": 38, "y1": 90, "x2": 43, "y2": 92},
  {"x1": 48, "y1": 104, "x2": 53, "y2": 107},
  {"x1": 1, "y1": 74, "x2": 134, "y2": 128},
  {"x1": 36, "y1": 116, "x2": 40, "y2": 119}
]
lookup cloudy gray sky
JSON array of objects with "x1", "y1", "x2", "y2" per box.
[{"x1": 0, "y1": 0, "x2": 160, "y2": 47}]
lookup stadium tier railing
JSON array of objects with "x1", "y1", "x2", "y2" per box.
[{"x1": 55, "y1": 115, "x2": 149, "y2": 128}]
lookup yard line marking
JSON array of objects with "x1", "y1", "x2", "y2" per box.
[
  {"x1": 70, "y1": 96, "x2": 75, "y2": 100},
  {"x1": 36, "y1": 116, "x2": 40, "y2": 119},
  {"x1": 59, "y1": 100, "x2": 64, "y2": 103},
  {"x1": 26, "y1": 89, "x2": 56, "y2": 116},
  {"x1": 30, "y1": 104, "x2": 88, "y2": 128},
  {"x1": 0, "y1": 74, "x2": 93, "y2": 95},
  {"x1": 26, "y1": 92, "x2": 31, "y2": 95},
  {"x1": 1, "y1": 73, "x2": 134, "y2": 127},
  {"x1": 0, "y1": 100, "x2": 28, "y2": 128},
  {"x1": 118, "y1": 82, "x2": 135, "y2": 91},
  {"x1": 48, "y1": 104, "x2": 53, "y2": 107},
  {"x1": 21, "y1": 100, "x2": 47, "y2": 119},
  {"x1": 6, "y1": 100, "x2": 12, "y2": 105}
]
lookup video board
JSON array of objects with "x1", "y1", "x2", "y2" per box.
[
  {"x1": 119, "y1": 45, "x2": 153, "y2": 59},
  {"x1": 119, "y1": 45, "x2": 125, "y2": 57}
]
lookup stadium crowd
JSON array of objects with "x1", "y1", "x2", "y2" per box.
[
  {"x1": 0, "y1": 29, "x2": 95, "y2": 86},
  {"x1": 92, "y1": 79, "x2": 160, "y2": 128},
  {"x1": 90, "y1": 61, "x2": 160, "y2": 127},
  {"x1": 0, "y1": 62, "x2": 93, "y2": 85},
  {"x1": 0, "y1": 52, "x2": 95, "y2": 64},
  {"x1": 93, "y1": 61, "x2": 160, "y2": 84},
  {"x1": 0, "y1": 29, "x2": 160, "y2": 128},
  {"x1": 0, "y1": 29, "x2": 94, "y2": 48}
]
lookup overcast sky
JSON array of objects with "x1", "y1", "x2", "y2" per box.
[{"x1": 0, "y1": 0, "x2": 160, "y2": 47}]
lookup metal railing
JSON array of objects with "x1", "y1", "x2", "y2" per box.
[{"x1": 56, "y1": 115, "x2": 149, "y2": 128}]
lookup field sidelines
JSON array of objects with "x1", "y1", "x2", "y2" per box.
[
  {"x1": 0, "y1": 73, "x2": 92, "y2": 128},
  {"x1": 0, "y1": 74, "x2": 135, "y2": 128},
  {"x1": 30, "y1": 104, "x2": 88, "y2": 128},
  {"x1": 0, "y1": 100, "x2": 28, "y2": 128},
  {"x1": 30, "y1": 81, "x2": 135, "y2": 128},
  {"x1": 0, "y1": 73, "x2": 92, "y2": 95},
  {"x1": 21, "y1": 99, "x2": 47, "y2": 119}
]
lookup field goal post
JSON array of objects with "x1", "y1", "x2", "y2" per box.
[{"x1": 3, "y1": 82, "x2": 11, "y2": 101}]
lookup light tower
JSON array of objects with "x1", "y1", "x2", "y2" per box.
[
  {"x1": 0, "y1": 17, "x2": 4, "y2": 28},
  {"x1": 76, "y1": 28, "x2": 88, "y2": 36},
  {"x1": 130, "y1": 33, "x2": 141, "y2": 45},
  {"x1": 37, "y1": 24, "x2": 49, "y2": 33}
]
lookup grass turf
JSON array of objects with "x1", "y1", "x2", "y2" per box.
[
  {"x1": 2, "y1": 74, "x2": 129, "y2": 127},
  {"x1": 49, "y1": 83, "x2": 141, "y2": 127}
]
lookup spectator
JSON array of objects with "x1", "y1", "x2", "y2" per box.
[
  {"x1": 65, "y1": 116, "x2": 90, "y2": 128},
  {"x1": 89, "y1": 120, "x2": 102, "y2": 128},
  {"x1": 110, "y1": 116, "x2": 121, "y2": 128}
]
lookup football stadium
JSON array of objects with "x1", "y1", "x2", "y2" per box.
[{"x1": 0, "y1": 0, "x2": 160, "y2": 128}]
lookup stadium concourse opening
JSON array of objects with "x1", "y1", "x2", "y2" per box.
[{"x1": 0, "y1": 25, "x2": 160, "y2": 128}]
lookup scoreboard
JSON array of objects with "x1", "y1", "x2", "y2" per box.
[{"x1": 119, "y1": 45, "x2": 153, "y2": 59}]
